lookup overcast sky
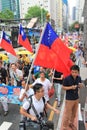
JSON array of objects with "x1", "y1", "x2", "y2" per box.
[
  {"x1": 68, "y1": 0, "x2": 76, "y2": 15},
  {"x1": 68, "y1": 0, "x2": 76, "y2": 7}
]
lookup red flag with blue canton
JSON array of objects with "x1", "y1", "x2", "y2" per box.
[
  {"x1": 18, "y1": 24, "x2": 32, "y2": 52},
  {"x1": 34, "y1": 23, "x2": 73, "y2": 77},
  {"x1": 0, "y1": 31, "x2": 16, "y2": 56}
]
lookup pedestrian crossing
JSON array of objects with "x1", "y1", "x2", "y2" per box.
[{"x1": 0, "y1": 121, "x2": 12, "y2": 130}]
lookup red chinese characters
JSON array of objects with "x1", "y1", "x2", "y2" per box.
[
  {"x1": 13, "y1": 88, "x2": 20, "y2": 95},
  {"x1": 0, "y1": 87, "x2": 8, "y2": 94}
]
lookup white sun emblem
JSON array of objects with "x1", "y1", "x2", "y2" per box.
[
  {"x1": 21, "y1": 30, "x2": 24, "y2": 36},
  {"x1": 48, "y1": 29, "x2": 52, "y2": 45},
  {"x1": 5, "y1": 35, "x2": 10, "y2": 41}
]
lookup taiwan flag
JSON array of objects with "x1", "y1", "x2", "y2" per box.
[
  {"x1": 34, "y1": 23, "x2": 73, "y2": 77},
  {"x1": 0, "y1": 31, "x2": 16, "y2": 56},
  {"x1": 18, "y1": 24, "x2": 32, "y2": 52}
]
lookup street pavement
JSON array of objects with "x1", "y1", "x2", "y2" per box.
[
  {"x1": 56, "y1": 68, "x2": 87, "y2": 130},
  {"x1": 0, "y1": 104, "x2": 20, "y2": 130},
  {"x1": 57, "y1": 97, "x2": 78, "y2": 130},
  {"x1": 0, "y1": 47, "x2": 60, "y2": 130},
  {"x1": 0, "y1": 79, "x2": 86, "y2": 130},
  {"x1": 0, "y1": 48, "x2": 87, "y2": 130},
  {"x1": 0, "y1": 96, "x2": 60, "y2": 130}
]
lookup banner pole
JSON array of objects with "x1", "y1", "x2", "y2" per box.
[{"x1": 25, "y1": 22, "x2": 48, "y2": 90}]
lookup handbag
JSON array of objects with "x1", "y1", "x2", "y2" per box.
[{"x1": 48, "y1": 87, "x2": 55, "y2": 98}]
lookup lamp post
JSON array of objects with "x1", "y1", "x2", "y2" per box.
[
  {"x1": 40, "y1": 4, "x2": 44, "y2": 27},
  {"x1": 46, "y1": 13, "x2": 50, "y2": 22}
]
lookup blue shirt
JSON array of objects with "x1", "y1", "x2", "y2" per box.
[{"x1": 33, "y1": 66, "x2": 40, "y2": 74}]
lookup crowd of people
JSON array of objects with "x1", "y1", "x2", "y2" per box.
[
  {"x1": 0, "y1": 32, "x2": 86, "y2": 130},
  {"x1": 0, "y1": 54, "x2": 31, "y2": 116}
]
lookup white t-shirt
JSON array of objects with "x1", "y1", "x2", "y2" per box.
[
  {"x1": 23, "y1": 95, "x2": 46, "y2": 117},
  {"x1": 32, "y1": 78, "x2": 52, "y2": 101},
  {"x1": 19, "y1": 88, "x2": 34, "y2": 103},
  {"x1": 10, "y1": 69, "x2": 23, "y2": 86}
]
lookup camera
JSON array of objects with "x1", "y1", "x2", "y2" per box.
[
  {"x1": 19, "y1": 118, "x2": 54, "y2": 130},
  {"x1": 40, "y1": 119, "x2": 48, "y2": 130},
  {"x1": 39, "y1": 118, "x2": 54, "y2": 130}
]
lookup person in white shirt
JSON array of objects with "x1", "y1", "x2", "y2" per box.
[
  {"x1": 10, "y1": 63, "x2": 23, "y2": 86},
  {"x1": 19, "y1": 80, "x2": 34, "y2": 104},
  {"x1": 20, "y1": 83, "x2": 59, "y2": 122},
  {"x1": 19, "y1": 80, "x2": 34, "y2": 121},
  {"x1": 30, "y1": 71, "x2": 52, "y2": 102}
]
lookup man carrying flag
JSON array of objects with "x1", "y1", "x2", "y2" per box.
[
  {"x1": 34, "y1": 22, "x2": 73, "y2": 77},
  {"x1": 0, "y1": 31, "x2": 16, "y2": 56},
  {"x1": 18, "y1": 24, "x2": 32, "y2": 52}
]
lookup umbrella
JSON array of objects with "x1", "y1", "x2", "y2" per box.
[
  {"x1": 16, "y1": 50, "x2": 33, "y2": 55},
  {"x1": 68, "y1": 46, "x2": 77, "y2": 52},
  {"x1": 31, "y1": 54, "x2": 35, "y2": 59},
  {"x1": 0, "y1": 53, "x2": 8, "y2": 61}
]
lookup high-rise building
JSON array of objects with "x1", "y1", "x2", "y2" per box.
[
  {"x1": 72, "y1": 7, "x2": 76, "y2": 21},
  {"x1": 20, "y1": 0, "x2": 63, "y2": 32},
  {"x1": 62, "y1": 0, "x2": 69, "y2": 32},
  {"x1": 50, "y1": 0, "x2": 63, "y2": 33},
  {"x1": 0, "y1": 0, "x2": 20, "y2": 19},
  {"x1": 10, "y1": 0, "x2": 20, "y2": 19},
  {"x1": 76, "y1": 0, "x2": 85, "y2": 23},
  {"x1": 0, "y1": 0, "x2": 2, "y2": 11},
  {"x1": 19, "y1": 0, "x2": 68, "y2": 32},
  {"x1": 19, "y1": 0, "x2": 49, "y2": 19},
  {"x1": 0, "y1": 0, "x2": 11, "y2": 10}
]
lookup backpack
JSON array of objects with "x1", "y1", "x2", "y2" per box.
[{"x1": 27, "y1": 95, "x2": 47, "y2": 117}]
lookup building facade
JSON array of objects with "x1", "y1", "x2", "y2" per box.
[
  {"x1": 0, "y1": 0, "x2": 20, "y2": 19},
  {"x1": 19, "y1": 0, "x2": 64, "y2": 32},
  {"x1": 62, "y1": 0, "x2": 68, "y2": 32},
  {"x1": 72, "y1": 7, "x2": 76, "y2": 21},
  {"x1": 76, "y1": 0, "x2": 85, "y2": 23},
  {"x1": 19, "y1": 0, "x2": 38, "y2": 19}
]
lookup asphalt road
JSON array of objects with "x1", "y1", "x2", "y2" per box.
[
  {"x1": 0, "y1": 104, "x2": 20, "y2": 130},
  {"x1": 0, "y1": 47, "x2": 60, "y2": 130},
  {"x1": 0, "y1": 84, "x2": 86, "y2": 130},
  {"x1": 0, "y1": 96, "x2": 60, "y2": 130},
  {"x1": 0, "y1": 48, "x2": 87, "y2": 130}
]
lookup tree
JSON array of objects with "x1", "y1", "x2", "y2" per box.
[
  {"x1": 69, "y1": 21, "x2": 80, "y2": 32},
  {"x1": 0, "y1": 9, "x2": 14, "y2": 20},
  {"x1": 25, "y1": 6, "x2": 48, "y2": 24}
]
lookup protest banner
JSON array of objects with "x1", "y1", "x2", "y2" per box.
[{"x1": 0, "y1": 84, "x2": 22, "y2": 105}]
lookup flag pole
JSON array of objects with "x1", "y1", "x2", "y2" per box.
[{"x1": 25, "y1": 22, "x2": 48, "y2": 90}]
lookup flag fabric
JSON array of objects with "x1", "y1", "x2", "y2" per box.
[
  {"x1": 0, "y1": 31, "x2": 16, "y2": 56},
  {"x1": 18, "y1": 24, "x2": 32, "y2": 52},
  {"x1": 34, "y1": 23, "x2": 73, "y2": 77}
]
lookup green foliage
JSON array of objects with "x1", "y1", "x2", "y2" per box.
[
  {"x1": 69, "y1": 21, "x2": 79, "y2": 32},
  {"x1": 0, "y1": 9, "x2": 14, "y2": 20},
  {"x1": 25, "y1": 6, "x2": 48, "y2": 22}
]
